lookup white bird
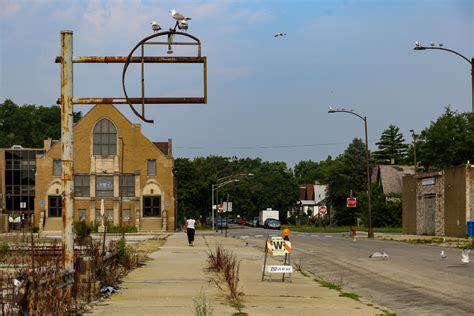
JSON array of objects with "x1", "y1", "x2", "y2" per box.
[
  {"x1": 170, "y1": 9, "x2": 191, "y2": 22},
  {"x1": 440, "y1": 250, "x2": 447, "y2": 260},
  {"x1": 461, "y1": 249, "x2": 470, "y2": 264},
  {"x1": 430, "y1": 42, "x2": 435, "y2": 47},
  {"x1": 369, "y1": 251, "x2": 389, "y2": 260},
  {"x1": 415, "y1": 41, "x2": 420, "y2": 47},
  {"x1": 274, "y1": 32, "x2": 287, "y2": 37},
  {"x1": 150, "y1": 20, "x2": 161, "y2": 33}
]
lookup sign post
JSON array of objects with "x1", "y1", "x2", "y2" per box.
[{"x1": 261, "y1": 234, "x2": 293, "y2": 282}]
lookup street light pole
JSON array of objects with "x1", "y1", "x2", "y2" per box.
[
  {"x1": 328, "y1": 107, "x2": 374, "y2": 238},
  {"x1": 211, "y1": 173, "x2": 254, "y2": 230},
  {"x1": 211, "y1": 178, "x2": 240, "y2": 231},
  {"x1": 414, "y1": 42, "x2": 473, "y2": 113}
]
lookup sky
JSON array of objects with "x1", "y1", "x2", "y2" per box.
[{"x1": 1, "y1": 0, "x2": 472, "y2": 168}]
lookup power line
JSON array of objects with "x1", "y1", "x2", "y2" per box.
[{"x1": 175, "y1": 139, "x2": 378, "y2": 150}]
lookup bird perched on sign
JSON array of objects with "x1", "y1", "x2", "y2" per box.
[
  {"x1": 274, "y1": 32, "x2": 287, "y2": 37},
  {"x1": 461, "y1": 249, "x2": 470, "y2": 264},
  {"x1": 150, "y1": 20, "x2": 161, "y2": 33},
  {"x1": 440, "y1": 250, "x2": 447, "y2": 260},
  {"x1": 369, "y1": 251, "x2": 389, "y2": 260}
]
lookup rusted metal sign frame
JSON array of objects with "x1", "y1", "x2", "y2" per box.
[
  {"x1": 55, "y1": 31, "x2": 207, "y2": 123},
  {"x1": 58, "y1": 30, "x2": 206, "y2": 269}
]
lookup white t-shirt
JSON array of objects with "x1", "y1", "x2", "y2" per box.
[{"x1": 186, "y1": 219, "x2": 196, "y2": 229}]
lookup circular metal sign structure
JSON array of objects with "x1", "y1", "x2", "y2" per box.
[{"x1": 122, "y1": 30, "x2": 202, "y2": 123}]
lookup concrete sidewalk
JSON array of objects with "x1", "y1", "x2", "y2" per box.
[{"x1": 92, "y1": 232, "x2": 384, "y2": 315}]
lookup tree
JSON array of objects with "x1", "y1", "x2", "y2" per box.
[
  {"x1": 357, "y1": 184, "x2": 402, "y2": 227},
  {"x1": 326, "y1": 138, "x2": 367, "y2": 226},
  {"x1": 417, "y1": 107, "x2": 474, "y2": 170},
  {"x1": 0, "y1": 99, "x2": 82, "y2": 148},
  {"x1": 294, "y1": 156, "x2": 334, "y2": 184},
  {"x1": 372, "y1": 124, "x2": 408, "y2": 165}
]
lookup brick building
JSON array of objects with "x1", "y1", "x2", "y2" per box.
[
  {"x1": 402, "y1": 164, "x2": 473, "y2": 237},
  {"x1": 34, "y1": 104, "x2": 175, "y2": 232}
]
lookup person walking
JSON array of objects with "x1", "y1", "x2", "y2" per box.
[{"x1": 184, "y1": 215, "x2": 196, "y2": 246}]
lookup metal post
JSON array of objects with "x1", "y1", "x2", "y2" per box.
[
  {"x1": 364, "y1": 117, "x2": 374, "y2": 238},
  {"x1": 60, "y1": 31, "x2": 74, "y2": 269},
  {"x1": 211, "y1": 184, "x2": 215, "y2": 231},
  {"x1": 471, "y1": 58, "x2": 474, "y2": 113}
]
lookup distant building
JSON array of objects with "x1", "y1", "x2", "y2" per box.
[
  {"x1": 0, "y1": 146, "x2": 45, "y2": 231},
  {"x1": 374, "y1": 165, "x2": 415, "y2": 195},
  {"x1": 402, "y1": 164, "x2": 473, "y2": 237},
  {"x1": 0, "y1": 104, "x2": 176, "y2": 232},
  {"x1": 297, "y1": 183, "x2": 328, "y2": 217}
]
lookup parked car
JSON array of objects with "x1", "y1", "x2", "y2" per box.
[
  {"x1": 250, "y1": 217, "x2": 258, "y2": 227},
  {"x1": 264, "y1": 218, "x2": 281, "y2": 229},
  {"x1": 216, "y1": 217, "x2": 228, "y2": 229},
  {"x1": 239, "y1": 217, "x2": 248, "y2": 226}
]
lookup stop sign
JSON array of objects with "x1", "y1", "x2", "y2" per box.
[
  {"x1": 346, "y1": 197, "x2": 357, "y2": 208},
  {"x1": 319, "y1": 205, "x2": 327, "y2": 215},
  {"x1": 217, "y1": 204, "x2": 224, "y2": 213}
]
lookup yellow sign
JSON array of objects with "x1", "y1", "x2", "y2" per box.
[{"x1": 271, "y1": 237, "x2": 285, "y2": 256}]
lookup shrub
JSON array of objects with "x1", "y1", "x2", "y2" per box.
[{"x1": 74, "y1": 221, "x2": 91, "y2": 238}]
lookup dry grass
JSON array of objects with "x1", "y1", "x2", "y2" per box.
[{"x1": 206, "y1": 243, "x2": 243, "y2": 312}]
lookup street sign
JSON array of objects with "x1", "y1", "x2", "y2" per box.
[
  {"x1": 165, "y1": 201, "x2": 171, "y2": 207},
  {"x1": 217, "y1": 203, "x2": 224, "y2": 213},
  {"x1": 263, "y1": 265, "x2": 293, "y2": 273},
  {"x1": 319, "y1": 205, "x2": 327, "y2": 215},
  {"x1": 347, "y1": 197, "x2": 357, "y2": 208}
]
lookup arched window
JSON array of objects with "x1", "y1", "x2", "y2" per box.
[{"x1": 93, "y1": 119, "x2": 117, "y2": 155}]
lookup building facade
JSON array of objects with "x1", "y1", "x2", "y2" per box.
[
  {"x1": 402, "y1": 164, "x2": 473, "y2": 237},
  {"x1": 34, "y1": 104, "x2": 175, "y2": 232},
  {"x1": 0, "y1": 146, "x2": 45, "y2": 230}
]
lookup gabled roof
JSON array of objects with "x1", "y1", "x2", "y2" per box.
[
  {"x1": 377, "y1": 165, "x2": 415, "y2": 194},
  {"x1": 153, "y1": 140, "x2": 172, "y2": 157}
]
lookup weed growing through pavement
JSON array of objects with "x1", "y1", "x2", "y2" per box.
[
  {"x1": 339, "y1": 291, "x2": 360, "y2": 301},
  {"x1": 206, "y1": 244, "x2": 244, "y2": 313},
  {"x1": 193, "y1": 287, "x2": 214, "y2": 316}
]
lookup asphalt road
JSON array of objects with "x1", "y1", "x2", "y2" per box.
[{"x1": 225, "y1": 225, "x2": 474, "y2": 316}]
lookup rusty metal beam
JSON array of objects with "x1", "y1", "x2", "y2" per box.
[
  {"x1": 60, "y1": 31, "x2": 74, "y2": 270},
  {"x1": 55, "y1": 56, "x2": 206, "y2": 63},
  {"x1": 61, "y1": 97, "x2": 206, "y2": 104}
]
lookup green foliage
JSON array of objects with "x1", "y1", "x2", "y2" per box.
[
  {"x1": 118, "y1": 238, "x2": 126, "y2": 264},
  {"x1": 417, "y1": 107, "x2": 474, "y2": 171},
  {"x1": 326, "y1": 138, "x2": 367, "y2": 225},
  {"x1": 174, "y1": 156, "x2": 298, "y2": 222},
  {"x1": 357, "y1": 185, "x2": 402, "y2": 227},
  {"x1": 0, "y1": 99, "x2": 82, "y2": 148},
  {"x1": 373, "y1": 125, "x2": 408, "y2": 165},
  {"x1": 107, "y1": 225, "x2": 138, "y2": 233},
  {"x1": 294, "y1": 156, "x2": 334, "y2": 184},
  {"x1": 74, "y1": 221, "x2": 92, "y2": 238}
]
